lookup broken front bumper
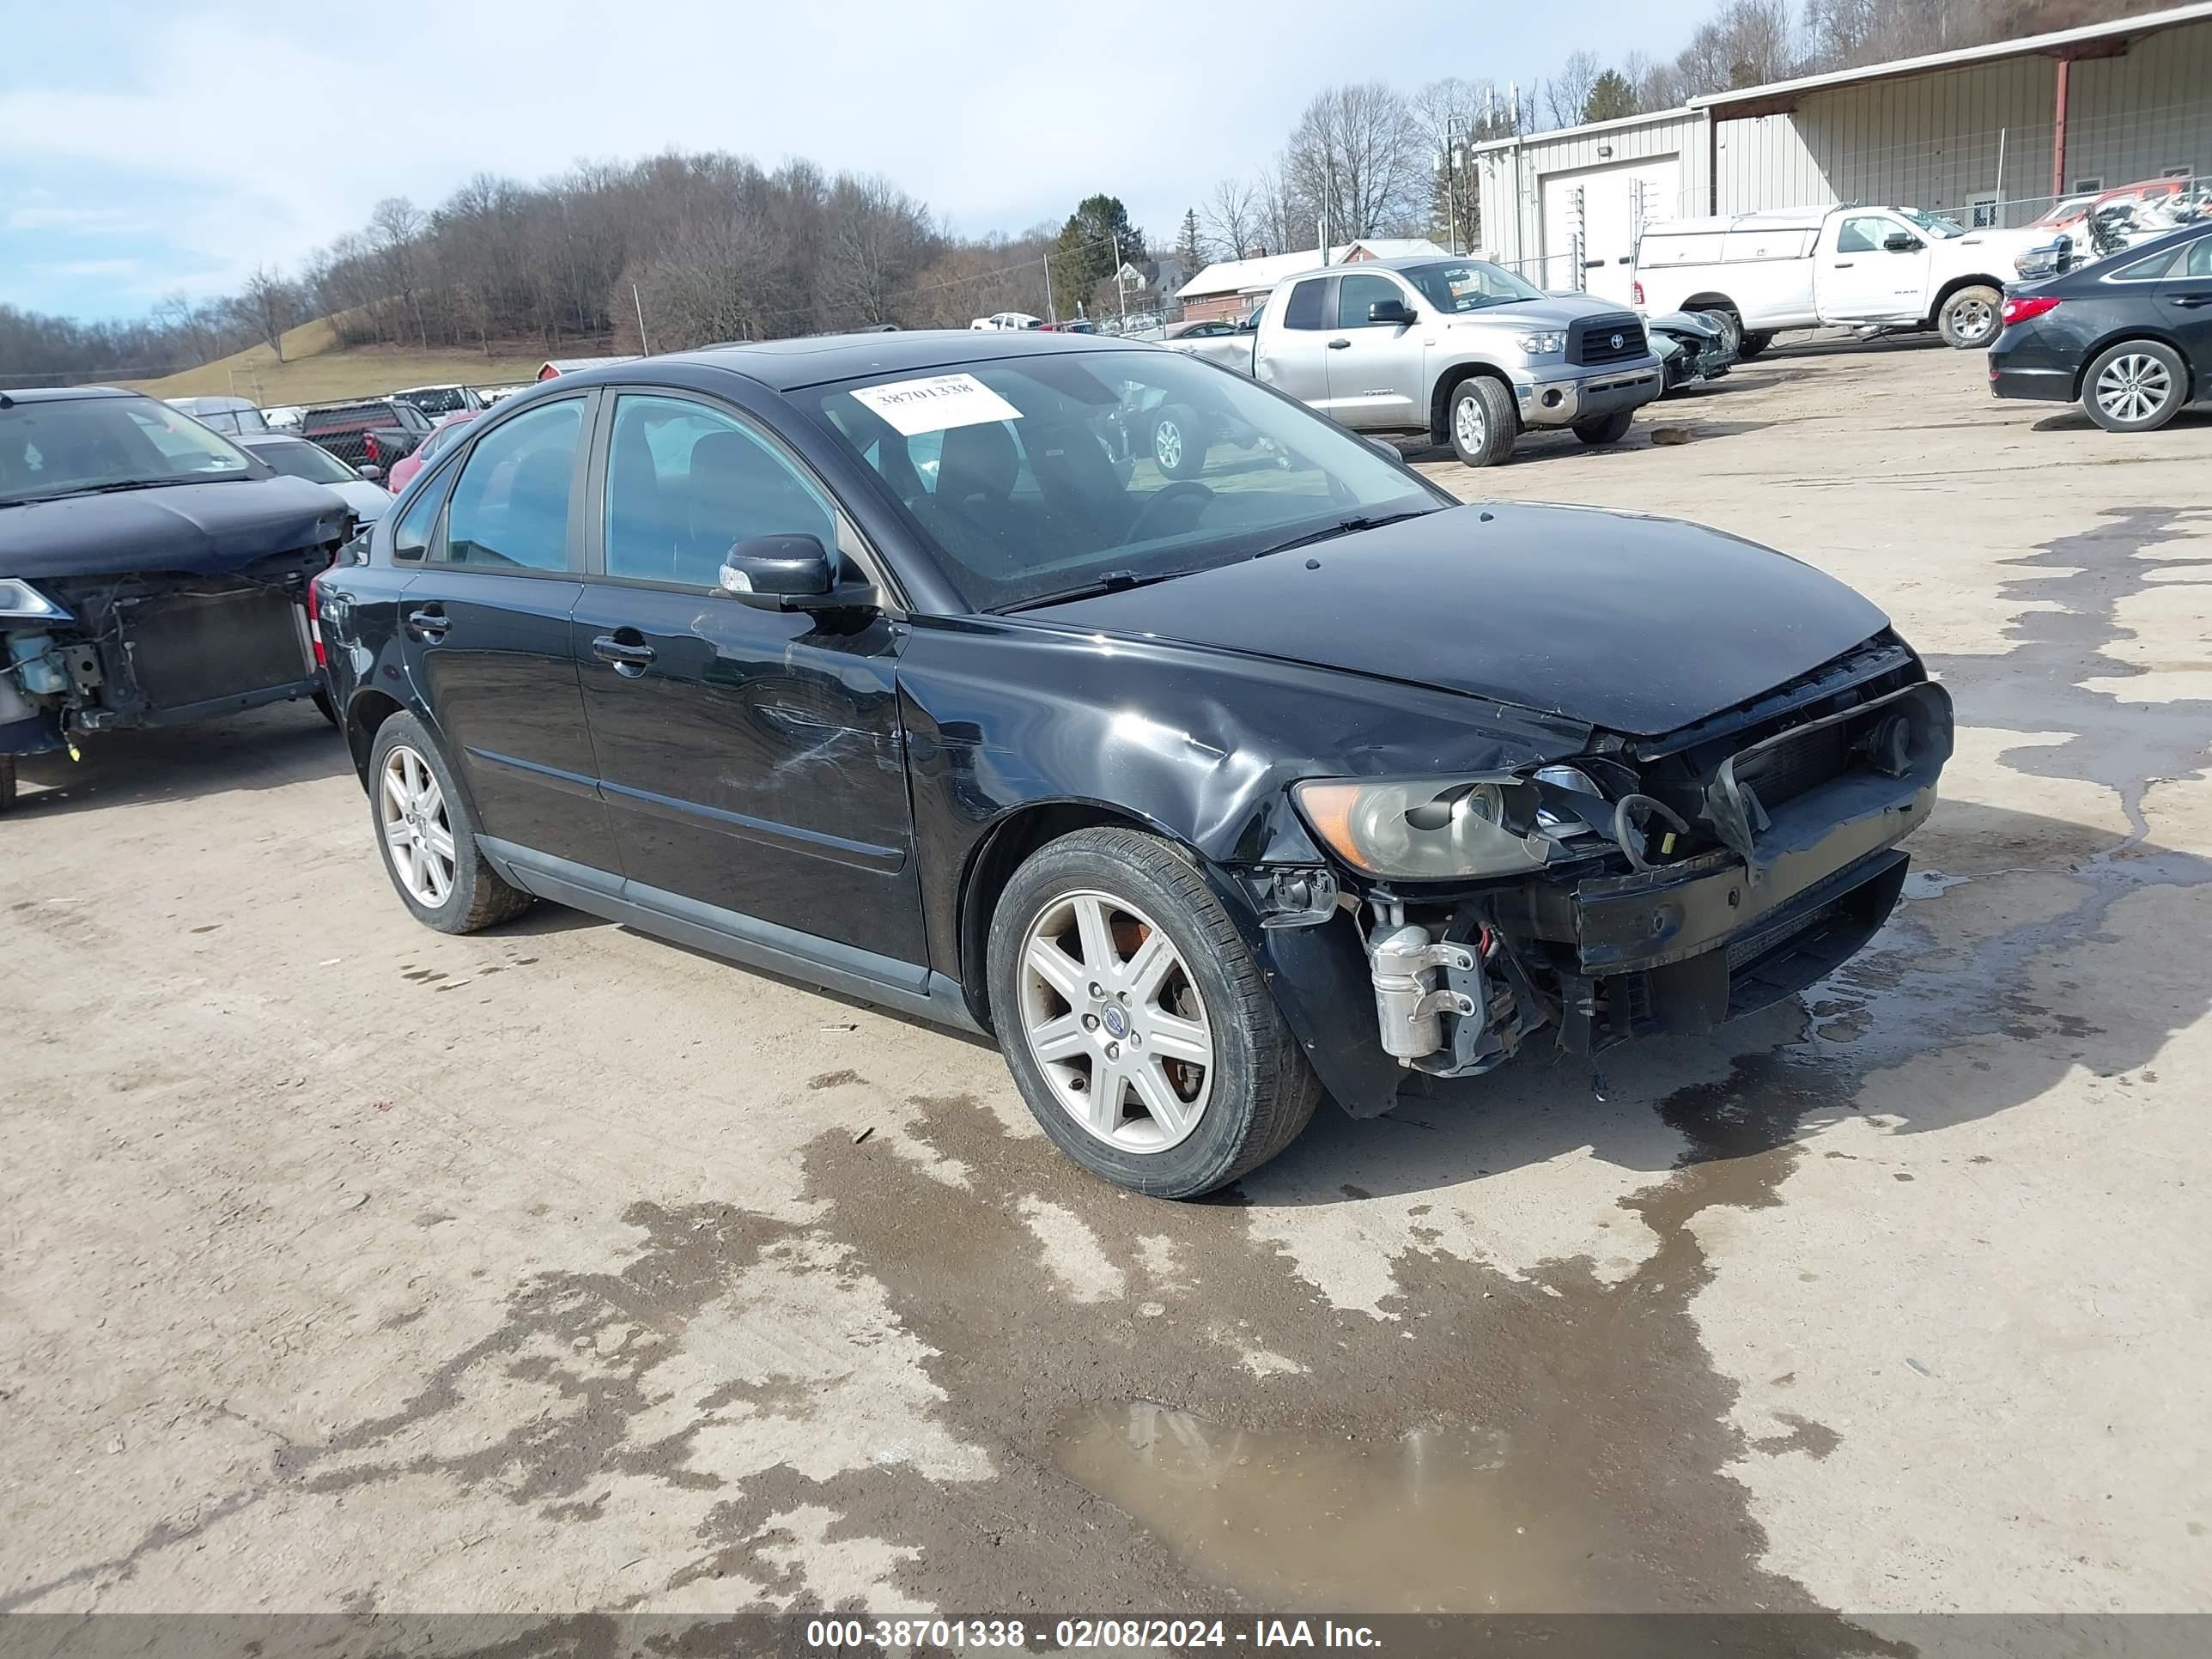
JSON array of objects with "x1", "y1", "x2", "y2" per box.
[{"x1": 1256, "y1": 679, "x2": 1953, "y2": 1116}]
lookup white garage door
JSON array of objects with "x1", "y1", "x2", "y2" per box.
[{"x1": 1539, "y1": 156, "x2": 1681, "y2": 305}]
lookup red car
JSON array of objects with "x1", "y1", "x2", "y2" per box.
[{"x1": 385, "y1": 410, "x2": 480, "y2": 495}]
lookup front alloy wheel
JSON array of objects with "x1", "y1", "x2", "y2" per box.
[
  {"x1": 1940, "y1": 285, "x2": 2002, "y2": 349},
  {"x1": 987, "y1": 826, "x2": 1322, "y2": 1197},
  {"x1": 1018, "y1": 890, "x2": 1213, "y2": 1153}
]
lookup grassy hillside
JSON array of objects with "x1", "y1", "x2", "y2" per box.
[{"x1": 125, "y1": 314, "x2": 546, "y2": 403}]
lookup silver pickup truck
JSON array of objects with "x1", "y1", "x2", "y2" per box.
[{"x1": 1161, "y1": 255, "x2": 1662, "y2": 468}]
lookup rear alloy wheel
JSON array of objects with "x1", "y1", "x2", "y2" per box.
[
  {"x1": 1940, "y1": 284, "x2": 2002, "y2": 349},
  {"x1": 1573, "y1": 410, "x2": 1635, "y2": 445},
  {"x1": 2082, "y1": 341, "x2": 2187, "y2": 433},
  {"x1": 1151, "y1": 405, "x2": 1208, "y2": 479},
  {"x1": 367, "y1": 713, "x2": 532, "y2": 933},
  {"x1": 1447, "y1": 376, "x2": 1516, "y2": 468},
  {"x1": 988, "y1": 827, "x2": 1321, "y2": 1198}
]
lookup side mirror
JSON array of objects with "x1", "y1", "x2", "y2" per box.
[
  {"x1": 1368, "y1": 298, "x2": 1416, "y2": 325},
  {"x1": 1365, "y1": 436, "x2": 1401, "y2": 462},
  {"x1": 356, "y1": 463, "x2": 382, "y2": 483},
  {"x1": 1883, "y1": 230, "x2": 1922, "y2": 252},
  {"x1": 720, "y1": 533, "x2": 874, "y2": 613}
]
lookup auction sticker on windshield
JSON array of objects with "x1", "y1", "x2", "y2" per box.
[{"x1": 852, "y1": 373, "x2": 1023, "y2": 437}]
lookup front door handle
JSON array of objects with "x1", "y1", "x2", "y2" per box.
[
  {"x1": 590, "y1": 632, "x2": 656, "y2": 676},
  {"x1": 404, "y1": 605, "x2": 450, "y2": 640},
  {"x1": 1832, "y1": 260, "x2": 1856, "y2": 268},
  {"x1": 1326, "y1": 337, "x2": 1352, "y2": 349}
]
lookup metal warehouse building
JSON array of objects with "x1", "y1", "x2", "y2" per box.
[{"x1": 1472, "y1": 0, "x2": 2212, "y2": 305}]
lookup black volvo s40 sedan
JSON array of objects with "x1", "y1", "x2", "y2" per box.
[
  {"x1": 313, "y1": 331, "x2": 1951, "y2": 1198},
  {"x1": 1990, "y1": 219, "x2": 2212, "y2": 433}
]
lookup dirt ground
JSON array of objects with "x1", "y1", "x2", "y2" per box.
[{"x1": 5, "y1": 337, "x2": 2209, "y2": 1639}]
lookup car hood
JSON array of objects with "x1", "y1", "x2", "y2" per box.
[
  {"x1": 0, "y1": 477, "x2": 349, "y2": 580},
  {"x1": 327, "y1": 478, "x2": 392, "y2": 521},
  {"x1": 1026, "y1": 501, "x2": 1892, "y2": 738},
  {"x1": 1443, "y1": 295, "x2": 1634, "y2": 331}
]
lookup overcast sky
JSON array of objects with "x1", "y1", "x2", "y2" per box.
[{"x1": 2, "y1": 0, "x2": 1694, "y2": 321}]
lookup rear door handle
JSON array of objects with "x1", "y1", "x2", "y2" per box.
[
  {"x1": 404, "y1": 605, "x2": 450, "y2": 640},
  {"x1": 590, "y1": 632, "x2": 656, "y2": 675},
  {"x1": 1326, "y1": 337, "x2": 1352, "y2": 349},
  {"x1": 2168, "y1": 294, "x2": 2212, "y2": 307},
  {"x1": 1832, "y1": 261, "x2": 1856, "y2": 268}
]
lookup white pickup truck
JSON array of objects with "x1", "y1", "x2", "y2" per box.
[{"x1": 1633, "y1": 205, "x2": 2054, "y2": 353}]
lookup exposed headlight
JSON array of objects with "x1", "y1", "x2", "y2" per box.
[
  {"x1": 0, "y1": 579, "x2": 72, "y2": 623},
  {"x1": 1515, "y1": 331, "x2": 1566, "y2": 355},
  {"x1": 1296, "y1": 774, "x2": 1571, "y2": 879}
]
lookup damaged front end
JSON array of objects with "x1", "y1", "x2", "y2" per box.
[
  {"x1": 0, "y1": 548, "x2": 341, "y2": 760},
  {"x1": 1261, "y1": 635, "x2": 1952, "y2": 1111}
]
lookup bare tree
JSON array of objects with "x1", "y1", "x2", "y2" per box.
[
  {"x1": 1284, "y1": 82, "x2": 1426, "y2": 244},
  {"x1": 1544, "y1": 51, "x2": 1602, "y2": 129},
  {"x1": 367, "y1": 197, "x2": 428, "y2": 348},
  {"x1": 233, "y1": 266, "x2": 298, "y2": 362},
  {"x1": 1409, "y1": 77, "x2": 1497, "y2": 252},
  {"x1": 1203, "y1": 176, "x2": 1261, "y2": 260},
  {"x1": 629, "y1": 210, "x2": 787, "y2": 349},
  {"x1": 822, "y1": 174, "x2": 938, "y2": 326}
]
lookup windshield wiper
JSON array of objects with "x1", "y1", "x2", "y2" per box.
[
  {"x1": 15, "y1": 477, "x2": 226, "y2": 503},
  {"x1": 1250, "y1": 507, "x2": 1435, "y2": 560},
  {"x1": 996, "y1": 568, "x2": 1197, "y2": 613}
]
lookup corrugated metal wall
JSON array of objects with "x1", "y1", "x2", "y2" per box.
[
  {"x1": 1479, "y1": 16, "x2": 2212, "y2": 276},
  {"x1": 1474, "y1": 110, "x2": 1710, "y2": 281},
  {"x1": 1713, "y1": 17, "x2": 2210, "y2": 225}
]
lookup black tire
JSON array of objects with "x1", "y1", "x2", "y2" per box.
[
  {"x1": 0, "y1": 754, "x2": 15, "y2": 815},
  {"x1": 1737, "y1": 331, "x2": 1774, "y2": 358},
  {"x1": 1150, "y1": 405, "x2": 1208, "y2": 479},
  {"x1": 987, "y1": 826, "x2": 1322, "y2": 1199},
  {"x1": 1695, "y1": 309, "x2": 1742, "y2": 358},
  {"x1": 1446, "y1": 375, "x2": 1516, "y2": 469},
  {"x1": 312, "y1": 687, "x2": 340, "y2": 729},
  {"x1": 2081, "y1": 340, "x2": 2189, "y2": 434},
  {"x1": 1573, "y1": 410, "x2": 1635, "y2": 445},
  {"x1": 365, "y1": 712, "x2": 532, "y2": 934},
  {"x1": 1939, "y1": 283, "x2": 2002, "y2": 350}
]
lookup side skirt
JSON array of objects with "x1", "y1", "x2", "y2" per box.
[{"x1": 478, "y1": 836, "x2": 984, "y2": 1036}]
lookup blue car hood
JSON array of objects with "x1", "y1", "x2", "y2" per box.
[
  {"x1": 0, "y1": 476, "x2": 350, "y2": 580},
  {"x1": 1026, "y1": 501, "x2": 1893, "y2": 738}
]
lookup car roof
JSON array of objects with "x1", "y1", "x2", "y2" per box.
[
  {"x1": 551, "y1": 327, "x2": 1151, "y2": 394},
  {"x1": 0, "y1": 385, "x2": 142, "y2": 404}
]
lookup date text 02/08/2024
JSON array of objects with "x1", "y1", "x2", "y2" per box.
[{"x1": 803, "y1": 1616, "x2": 1382, "y2": 1649}]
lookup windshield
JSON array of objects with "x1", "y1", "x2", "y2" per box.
[
  {"x1": 399, "y1": 387, "x2": 469, "y2": 416},
  {"x1": 252, "y1": 437, "x2": 358, "y2": 485},
  {"x1": 1900, "y1": 208, "x2": 1966, "y2": 240},
  {"x1": 801, "y1": 350, "x2": 1445, "y2": 611},
  {"x1": 1400, "y1": 259, "x2": 1547, "y2": 313},
  {"x1": 0, "y1": 394, "x2": 253, "y2": 505}
]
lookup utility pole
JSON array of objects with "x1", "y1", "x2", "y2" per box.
[
  {"x1": 1044, "y1": 254, "x2": 1055, "y2": 325},
  {"x1": 1110, "y1": 229, "x2": 1127, "y2": 326},
  {"x1": 1443, "y1": 115, "x2": 1460, "y2": 255},
  {"x1": 632, "y1": 283, "x2": 651, "y2": 356}
]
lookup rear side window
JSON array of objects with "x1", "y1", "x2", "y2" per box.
[
  {"x1": 1282, "y1": 278, "x2": 1328, "y2": 330},
  {"x1": 390, "y1": 457, "x2": 456, "y2": 562},
  {"x1": 602, "y1": 393, "x2": 836, "y2": 587},
  {"x1": 2110, "y1": 246, "x2": 2179, "y2": 282},
  {"x1": 439, "y1": 400, "x2": 583, "y2": 571}
]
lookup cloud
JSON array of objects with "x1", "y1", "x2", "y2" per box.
[
  {"x1": 3, "y1": 0, "x2": 1689, "y2": 319},
  {"x1": 40, "y1": 257, "x2": 141, "y2": 277}
]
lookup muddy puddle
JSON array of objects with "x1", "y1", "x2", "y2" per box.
[{"x1": 1054, "y1": 1400, "x2": 1626, "y2": 1613}]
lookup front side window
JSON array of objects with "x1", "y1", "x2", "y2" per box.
[
  {"x1": 1836, "y1": 216, "x2": 1896, "y2": 254},
  {"x1": 1398, "y1": 260, "x2": 1545, "y2": 313},
  {"x1": 1281, "y1": 278, "x2": 1328, "y2": 330},
  {"x1": 1337, "y1": 272, "x2": 1408, "y2": 328},
  {"x1": 603, "y1": 394, "x2": 836, "y2": 586},
  {"x1": 2182, "y1": 234, "x2": 2212, "y2": 279},
  {"x1": 440, "y1": 399, "x2": 583, "y2": 571},
  {"x1": 805, "y1": 350, "x2": 1443, "y2": 613}
]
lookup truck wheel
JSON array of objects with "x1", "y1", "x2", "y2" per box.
[
  {"x1": 987, "y1": 826, "x2": 1322, "y2": 1199},
  {"x1": 367, "y1": 713, "x2": 533, "y2": 933},
  {"x1": 1573, "y1": 410, "x2": 1635, "y2": 446},
  {"x1": 1939, "y1": 285, "x2": 2002, "y2": 349},
  {"x1": 2081, "y1": 341, "x2": 2188, "y2": 433},
  {"x1": 0, "y1": 755, "x2": 15, "y2": 815},
  {"x1": 1150, "y1": 406, "x2": 1208, "y2": 479},
  {"x1": 1737, "y1": 331, "x2": 1774, "y2": 358},
  {"x1": 1447, "y1": 377, "x2": 1516, "y2": 468}
]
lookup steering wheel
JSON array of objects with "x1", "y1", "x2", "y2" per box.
[{"x1": 1127, "y1": 480, "x2": 1214, "y2": 542}]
